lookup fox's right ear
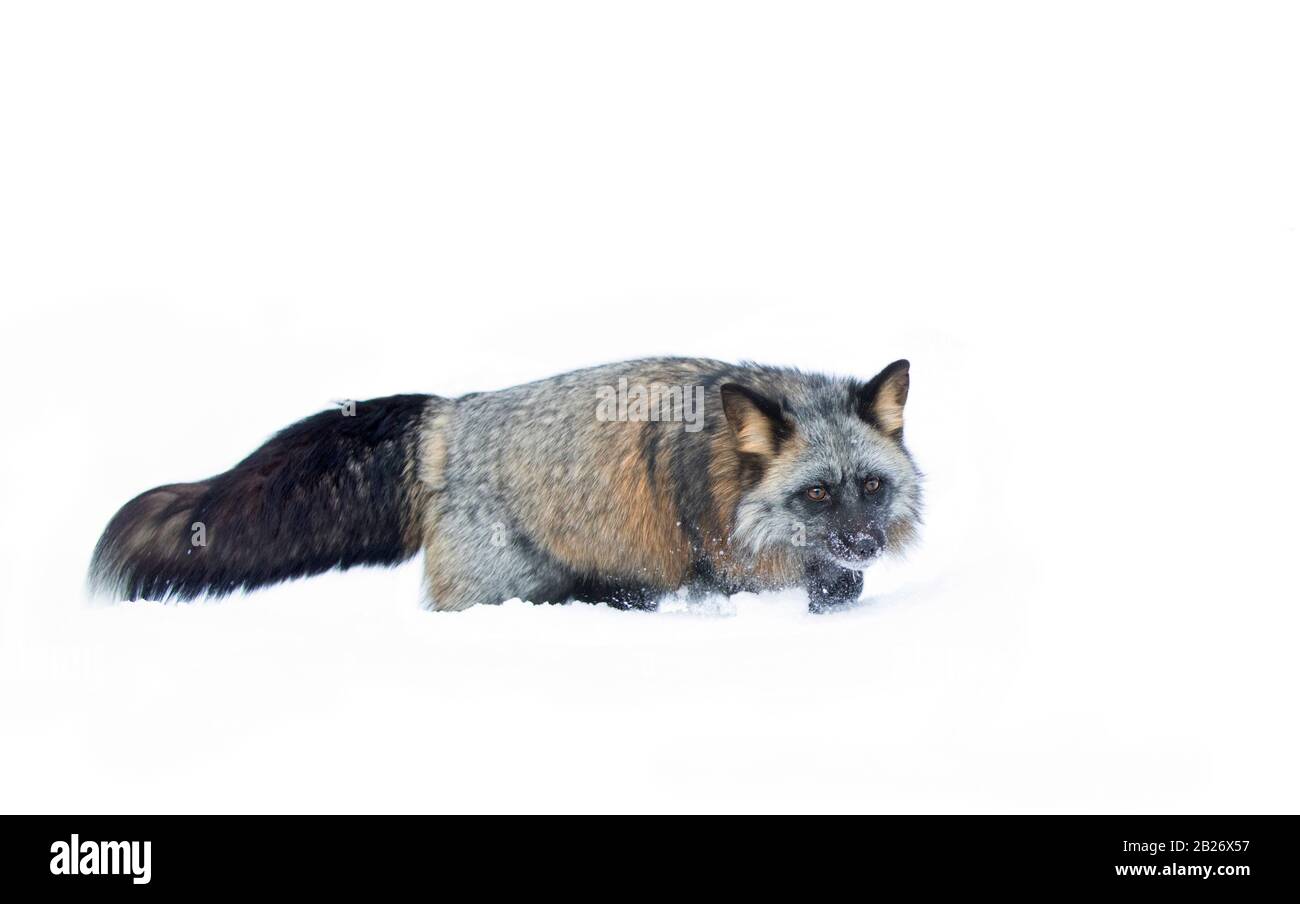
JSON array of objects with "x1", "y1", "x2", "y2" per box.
[{"x1": 719, "y1": 384, "x2": 791, "y2": 456}]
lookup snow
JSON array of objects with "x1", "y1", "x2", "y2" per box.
[{"x1": 2, "y1": 2, "x2": 1299, "y2": 813}]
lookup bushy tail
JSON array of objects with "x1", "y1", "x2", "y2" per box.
[{"x1": 89, "y1": 394, "x2": 437, "y2": 601}]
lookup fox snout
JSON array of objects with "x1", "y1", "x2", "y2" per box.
[{"x1": 827, "y1": 525, "x2": 887, "y2": 567}]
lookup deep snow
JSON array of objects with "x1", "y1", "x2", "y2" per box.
[{"x1": 2, "y1": 1, "x2": 1298, "y2": 813}]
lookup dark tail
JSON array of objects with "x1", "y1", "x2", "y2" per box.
[{"x1": 89, "y1": 393, "x2": 438, "y2": 601}]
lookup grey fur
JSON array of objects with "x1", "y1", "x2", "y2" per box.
[{"x1": 415, "y1": 357, "x2": 921, "y2": 611}]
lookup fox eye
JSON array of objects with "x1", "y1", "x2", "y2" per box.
[
  {"x1": 805, "y1": 486, "x2": 828, "y2": 502},
  {"x1": 863, "y1": 477, "x2": 882, "y2": 494}
]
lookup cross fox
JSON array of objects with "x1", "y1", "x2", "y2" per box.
[{"x1": 89, "y1": 358, "x2": 922, "y2": 612}]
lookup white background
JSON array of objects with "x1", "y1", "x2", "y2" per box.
[{"x1": 1, "y1": 1, "x2": 1297, "y2": 813}]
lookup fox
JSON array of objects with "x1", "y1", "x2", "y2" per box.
[{"x1": 89, "y1": 358, "x2": 922, "y2": 612}]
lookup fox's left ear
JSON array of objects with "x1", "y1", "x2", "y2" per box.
[{"x1": 856, "y1": 359, "x2": 910, "y2": 437}]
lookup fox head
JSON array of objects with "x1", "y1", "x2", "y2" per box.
[{"x1": 720, "y1": 359, "x2": 922, "y2": 571}]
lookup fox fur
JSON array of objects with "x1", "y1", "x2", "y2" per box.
[{"x1": 89, "y1": 358, "x2": 922, "y2": 612}]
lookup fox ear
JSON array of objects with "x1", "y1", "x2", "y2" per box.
[
  {"x1": 719, "y1": 383, "x2": 791, "y2": 456},
  {"x1": 857, "y1": 359, "x2": 910, "y2": 437}
]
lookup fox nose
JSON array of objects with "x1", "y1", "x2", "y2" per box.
[{"x1": 832, "y1": 526, "x2": 886, "y2": 560}]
